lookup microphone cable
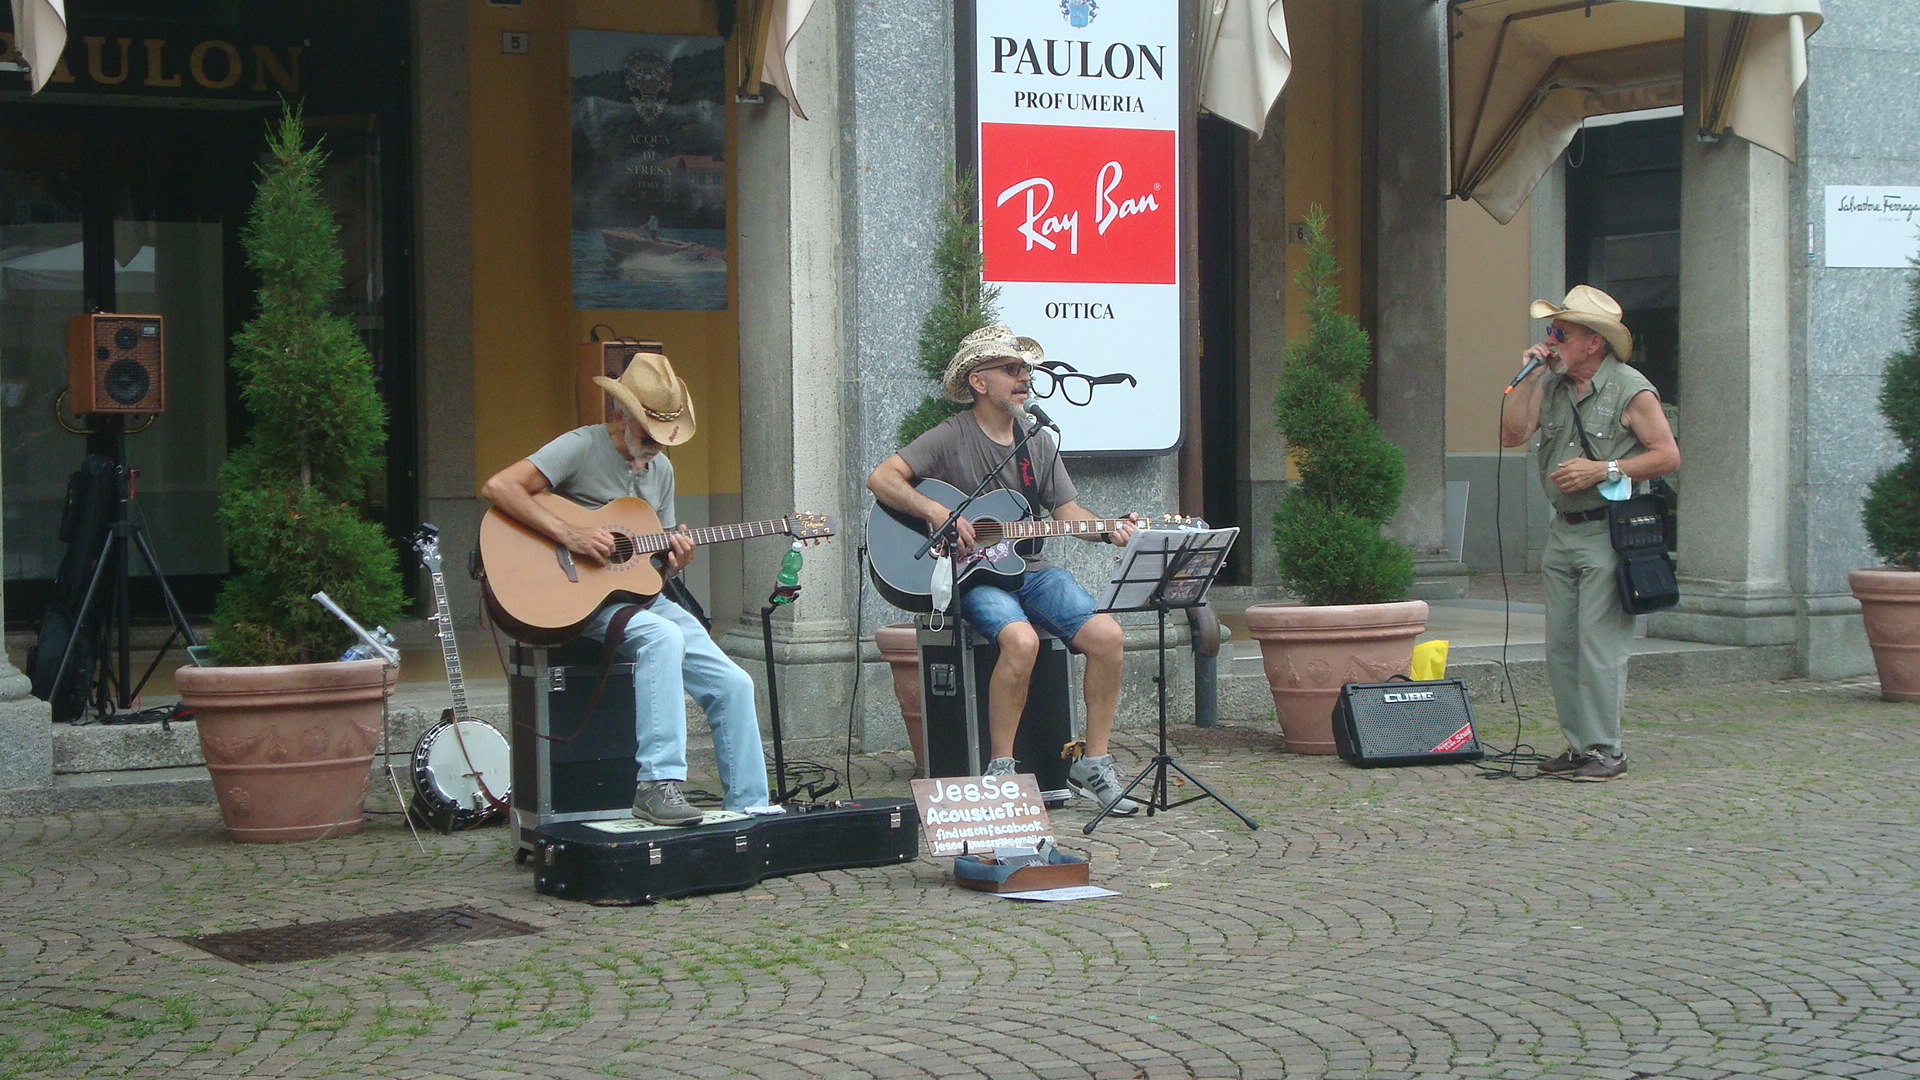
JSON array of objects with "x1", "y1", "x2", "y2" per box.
[{"x1": 1477, "y1": 379, "x2": 1552, "y2": 780}]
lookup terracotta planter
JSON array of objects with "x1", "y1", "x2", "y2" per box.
[
  {"x1": 176, "y1": 659, "x2": 395, "y2": 842},
  {"x1": 1244, "y1": 600, "x2": 1430, "y2": 754},
  {"x1": 1849, "y1": 568, "x2": 1920, "y2": 702},
  {"x1": 875, "y1": 623, "x2": 926, "y2": 777}
]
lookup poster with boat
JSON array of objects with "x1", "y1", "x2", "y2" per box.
[{"x1": 570, "y1": 30, "x2": 727, "y2": 311}]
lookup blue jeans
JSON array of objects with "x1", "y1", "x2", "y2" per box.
[
  {"x1": 581, "y1": 596, "x2": 770, "y2": 810},
  {"x1": 959, "y1": 565, "x2": 1097, "y2": 646}
]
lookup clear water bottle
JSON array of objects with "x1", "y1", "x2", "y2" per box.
[{"x1": 340, "y1": 626, "x2": 395, "y2": 662}]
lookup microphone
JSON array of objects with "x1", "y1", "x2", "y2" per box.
[
  {"x1": 1504, "y1": 355, "x2": 1545, "y2": 394},
  {"x1": 1023, "y1": 403, "x2": 1059, "y2": 431}
]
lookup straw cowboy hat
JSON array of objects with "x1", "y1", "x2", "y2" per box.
[
  {"x1": 1530, "y1": 285, "x2": 1634, "y2": 362},
  {"x1": 594, "y1": 351, "x2": 697, "y2": 445},
  {"x1": 941, "y1": 324, "x2": 1046, "y2": 403}
]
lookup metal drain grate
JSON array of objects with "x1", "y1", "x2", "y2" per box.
[{"x1": 182, "y1": 907, "x2": 539, "y2": 965}]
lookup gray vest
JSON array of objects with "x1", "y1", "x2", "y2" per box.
[{"x1": 1535, "y1": 357, "x2": 1657, "y2": 513}]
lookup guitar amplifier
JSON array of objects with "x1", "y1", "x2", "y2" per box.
[
  {"x1": 1332, "y1": 679, "x2": 1483, "y2": 768},
  {"x1": 508, "y1": 639, "x2": 638, "y2": 857}
]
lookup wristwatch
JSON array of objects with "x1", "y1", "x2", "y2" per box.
[{"x1": 1606, "y1": 460, "x2": 1622, "y2": 484}]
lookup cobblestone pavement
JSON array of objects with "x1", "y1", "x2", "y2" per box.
[{"x1": 0, "y1": 678, "x2": 1914, "y2": 1080}]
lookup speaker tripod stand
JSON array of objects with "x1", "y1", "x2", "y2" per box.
[
  {"x1": 46, "y1": 417, "x2": 198, "y2": 723},
  {"x1": 1084, "y1": 525, "x2": 1257, "y2": 835}
]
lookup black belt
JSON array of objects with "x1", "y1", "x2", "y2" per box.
[{"x1": 1558, "y1": 507, "x2": 1609, "y2": 525}]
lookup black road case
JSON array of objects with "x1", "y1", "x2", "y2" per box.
[{"x1": 916, "y1": 618, "x2": 1074, "y2": 804}]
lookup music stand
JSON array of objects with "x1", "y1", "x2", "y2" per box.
[{"x1": 1083, "y1": 526, "x2": 1257, "y2": 835}]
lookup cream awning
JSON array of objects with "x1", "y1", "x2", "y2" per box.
[
  {"x1": 7, "y1": 0, "x2": 66, "y2": 95},
  {"x1": 734, "y1": 0, "x2": 815, "y2": 119},
  {"x1": 1450, "y1": 0, "x2": 1822, "y2": 223},
  {"x1": 1199, "y1": 0, "x2": 1293, "y2": 136}
]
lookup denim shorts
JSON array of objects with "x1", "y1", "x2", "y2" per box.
[{"x1": 958, "y1": 564, "x2": 1097, "y2": 647}]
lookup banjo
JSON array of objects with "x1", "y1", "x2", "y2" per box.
[{"x1": 408, "y1": 525, "x2": 511, "y2": 833}]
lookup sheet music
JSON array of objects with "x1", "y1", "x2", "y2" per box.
[{"x1": 1097, "y1": 526, "x2": 1239, "y2": 613}]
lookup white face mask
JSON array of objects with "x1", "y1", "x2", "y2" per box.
[{"x1": 930, "y1": 554, "x2": 955, "y2": 613}]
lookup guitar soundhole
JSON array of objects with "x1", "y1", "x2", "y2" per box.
[{"x1": 606, "y1": 530, "x2": 639, "y2": 569}]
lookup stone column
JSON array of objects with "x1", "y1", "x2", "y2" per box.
[
  {"x1": 413, "y1": 0, "x2": 481, "y2": 620},
  {"x1": 1645, "y1": 135, "x2": 1796, "y2": 648},
  {"x1": 728, "y1": 3, "x2": 856, "y2": 754},
  {"x1": 1373, "y1": 0, "x2": 1465, "y2": 598}
]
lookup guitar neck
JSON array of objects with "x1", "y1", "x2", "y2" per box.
[
  {"x1": 976, "y1": 517, "x2": 1132, "y2": 542},
  {"x1": 427, "y1": 567, "x2": 470, "y2": 721},
  {"x1": 629, "y1": 517, "x2": 794, "y2": 553}
]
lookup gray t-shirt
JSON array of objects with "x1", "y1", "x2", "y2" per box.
[
  {"x1": 898, "y1": 411, "x2": 1077, "y2": 570},
  {"x1": 527, "y1": 424, "x2": 676, "y2": 528}
]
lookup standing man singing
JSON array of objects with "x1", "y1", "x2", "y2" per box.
[
  {"x1": 482, "y1": 352, "x2": 770, "y2": 825},
  {"x1": 1500, "y1": 286, "x2": 1680, "y2": 782},
  {"x1": 867, "y1": 325, "x2": 1143, "y2": 815}
]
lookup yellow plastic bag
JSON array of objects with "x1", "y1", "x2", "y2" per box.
[{"x1": 1410, "y1": 639, "x2": 1448, "y2": 681}]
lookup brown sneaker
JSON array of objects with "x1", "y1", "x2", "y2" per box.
[
  {"x1": 1565, "y1": 753, "x2": 1627, "y2": 782},
  {"x1": 1537, "y1": 749, "x2": 1588, "y2": 775}
]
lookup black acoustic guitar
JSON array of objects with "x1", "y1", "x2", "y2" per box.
[{"x1": 866, "y1": 477, "x2": 1171, "y2": 613}]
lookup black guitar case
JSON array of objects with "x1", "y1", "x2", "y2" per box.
[{"x1": 28, "y1": 455, "x2": 120, "y2": 722}]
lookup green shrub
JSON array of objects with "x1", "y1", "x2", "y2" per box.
[
  {"x1": 211, "y1": 104, "x2": 403, "y2": 664},
  {"x1": 1863, "y1": 263, "x2": 1920, "y2": 570},
  {"x1": 1271, "y1": 207, "x2": 1415, "y2": 606},
  {"x1": 897, "y1": 167, "x2": 1000, "y2": 446}
]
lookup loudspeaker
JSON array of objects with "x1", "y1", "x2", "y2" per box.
[
  {"x1": 506, "y1": 640, "x2": 639, "y2": 857},
  {"x1": 576, "y1": 338, "x2": 664, "y2": 425},
  {"x1": 1332, "y1": 679, "x2": 1482, "y2": 768},
  {"x1": 67, "y1": 313, "x2": 164, "y2": 414}
]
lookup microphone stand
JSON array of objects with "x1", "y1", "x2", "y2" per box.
[{"x1": 913, "y1": 415, "x2": 1053, "y2": 564}]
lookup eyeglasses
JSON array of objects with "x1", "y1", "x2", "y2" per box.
[
  {"x1": 1546, "y1": 326, "x2": 1569, "y2": 343},
  {"x1": 1029, "y1": 360, "x2": 1139, "y2": 406}
]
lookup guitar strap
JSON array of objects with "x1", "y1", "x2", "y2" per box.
[
  {"x1": 518, "y1": 602, "x2": 647, "y2": 746},
  {"x1": 1013, "y1": 425, "x2": 1045, "y2": 558}
]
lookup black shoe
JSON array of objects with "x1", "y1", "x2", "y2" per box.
[{"x1": 1537, "y1": 749, "x2": 1588, "y2": 775}]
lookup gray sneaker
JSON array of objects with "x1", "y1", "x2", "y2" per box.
[
  {"x1": 984, "y1": 757, "x2": 1019, "y2": 777},
  {"x1": 1067, "y1": 753, "x2": 1140, "y2": 816},
  {"x1": 632, "y1": 780, "x2": 703, "y2": 826}
]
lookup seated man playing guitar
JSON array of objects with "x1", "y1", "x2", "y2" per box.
[
  {"x1": 481, "y1": 352, "x2": 769, "y2": 827},
  {"x1": 867, "y1": 325, "x2": 1142, "y2": 815}
]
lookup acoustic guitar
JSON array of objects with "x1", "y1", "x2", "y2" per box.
[
  {"x1": 865, "y1": 477, "x2": 1181, "y2": 613},
  {"x1": 480, "y1": 494, "x2": 834, "y2": 644}
]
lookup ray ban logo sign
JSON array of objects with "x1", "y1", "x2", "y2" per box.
[{"x1": 1382, "y1": 690, "x2": 1436, "y2": 703}]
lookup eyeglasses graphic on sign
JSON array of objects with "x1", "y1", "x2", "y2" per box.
[{"x1": 1030, "y1": 359, "x2": 1137, "y2": 406}]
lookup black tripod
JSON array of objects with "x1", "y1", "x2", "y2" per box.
[
  {"x1": 47, "y1": 417, "x2": 198, "y2": 722},
  {"x1": 1084, "y1": 527, "x2": 1257, "y2": 835}
]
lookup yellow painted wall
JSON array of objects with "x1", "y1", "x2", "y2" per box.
[
  {"x1": 1444, "y1": 198, "x2": 1533, "y2": 452},
  {"x1": 1281, "y1": 0, "x2": 1365, "y2": 337},
  {"x1": 468, "y1": 0, "x2": 740, "y2": 497}
]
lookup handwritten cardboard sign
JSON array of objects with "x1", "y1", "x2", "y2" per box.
[{"x1": 909, "y1": 773, "x2": 1056, "y2": 858}]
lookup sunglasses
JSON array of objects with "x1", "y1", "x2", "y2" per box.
[
  {"x1": 979, "y1": 361, "x2": 1035, "y2": 378},
  {"x1": 1545, "y1": 326, "x2": 1569, "y2": 343}
]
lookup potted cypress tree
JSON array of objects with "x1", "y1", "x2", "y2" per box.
[
  {"x1": 175, "y1": 105, "x2": 406, "y2": 841},
  {"x1": 1245, "y1": 208, "x2": 1425, "y2": 753},
  {"x1": 874, "y1": 167, "x2": 1000, "y2": 775},
  {"x1": 1850, "y1": 263, "x2": 1920, "y2": 701}
]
